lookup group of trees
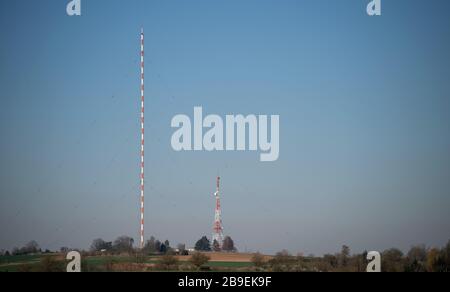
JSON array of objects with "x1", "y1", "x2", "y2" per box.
[
  {"x1": 10, "y1": 241, "x2": 41, "y2": 256},
  {"x1": 90, "y1": 236, "x2": 184, "y2": 256},
  {"x1": 195, "y1": 236, "x2": 236, "y2": 252},
  {"x1": 195, "y1": 236, "x2": 211, "y2": 251},
  {"x1": 249, "y1": 241, "x2": 450, "y2": 272},
  {"x1": 307, "y1": 243, "x2": 450, "y2": 272},
  {"x1": 142, "y1": 237, "x2": 174, "y2": 254},
  {"x1": 1, "y1": 234, "x2": 237, "y2": 258},
  {"x1": 2, "y1": 241, "x2": 63, "y2": 257},
  {"x1": 90, "y1": 239, "x2": 113, "y2": 252},
  {"x1": 0, "y1": 249, "x2": 10, "y2": 256},
  {"x1": 90, "y1": 234, "x2": 238, "y2": 256},
  {"x1": 380, "y1": 242, "x2": 450, "y2": 272},
  {"x1": 382, "y1": 242, "x2": 450, "y2": 272},
  {"x1": 90, "y1": 236, "x2": 135, "y2": 254},
  {"x1": 143, "y1": 234, "x2": 237, "y2": 255}
]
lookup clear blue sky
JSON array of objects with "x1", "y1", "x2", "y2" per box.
[{"x1": 1, "y1": 0, "x2": 450, "y2": 255}]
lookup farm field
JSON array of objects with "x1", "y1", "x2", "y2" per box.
[{"x1": 0, "y1": 252, "x2": 268, "y2": 272}]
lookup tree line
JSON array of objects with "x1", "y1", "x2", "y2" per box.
[
  {"x1": 0, "y1": 234, "x2": 237, "y2": 257},
  {"x1": 250, "y1": 240, "x2": 450, "y2": 272},
  {"x1": 2, "y1": 241, "x2": 43, "y2": 256},
  {"x1": 88, "y1": 234, "x2": 236, "y2": 255},
  {"x1": 194, "y1": 236, "x2": 236, "y2": 252}
]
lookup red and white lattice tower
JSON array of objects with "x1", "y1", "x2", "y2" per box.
[
  {"x1": 139, "y1": 28, "x2": 145, "y2": 249},
  {"x1": 212, "y1": 177, "x2": 224, "y2": 247}
]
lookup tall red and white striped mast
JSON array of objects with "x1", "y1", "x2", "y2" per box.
[
  {"x1": 212, "y1": 177, "x2": 224, "y2": 248},
  {"x1": 139, "y1": 28, "x2": 145, "y2": 249}
]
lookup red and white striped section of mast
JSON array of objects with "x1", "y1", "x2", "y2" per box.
[
  {"x1": 212, "y1": 177, "x2": 224, "y2": 247},
  {"x1": 139, "y1": 28, "x2": 145, "y2": 249}
]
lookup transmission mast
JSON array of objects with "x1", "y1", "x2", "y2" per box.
[
  {"x1": 212, "y1": 177, "x2": 224, "y2": 248},
  {"x1": 139, "y1": 28, "x2": 145, "y2": 249}
]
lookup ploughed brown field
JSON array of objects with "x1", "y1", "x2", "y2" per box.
[{"x1": 174, "y1": 252, "x2": 273, "y2": 262}]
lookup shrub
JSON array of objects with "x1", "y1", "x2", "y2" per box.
[
  {"x1": 251, "y1": 253, "x2": 266, "y2": 268},
  {"x1": 190, "y1": 252, "x2": 210, "y2": 269}
]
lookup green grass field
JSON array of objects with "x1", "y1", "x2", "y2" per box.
[
  {"x1": 0, "y1": 254, "x2": 41, "y2": 264},
  {"x1": 0, "y1": 255, "x2": 43, "y2": 272},
  {"x1": 0, "y1": 254, "x2": 256, "y2": 272}
]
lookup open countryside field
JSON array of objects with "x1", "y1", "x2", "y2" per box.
[{"x1": 0, "y1": 252, "x2": 272, "y2": 272}]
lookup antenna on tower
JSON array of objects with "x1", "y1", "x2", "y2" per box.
[
  {"x1": 212, "y1": 176, "x2": 224, "y2": 248},
  {"x1": 139, "y1": 27, "x2": 145, "y2": 249}
]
